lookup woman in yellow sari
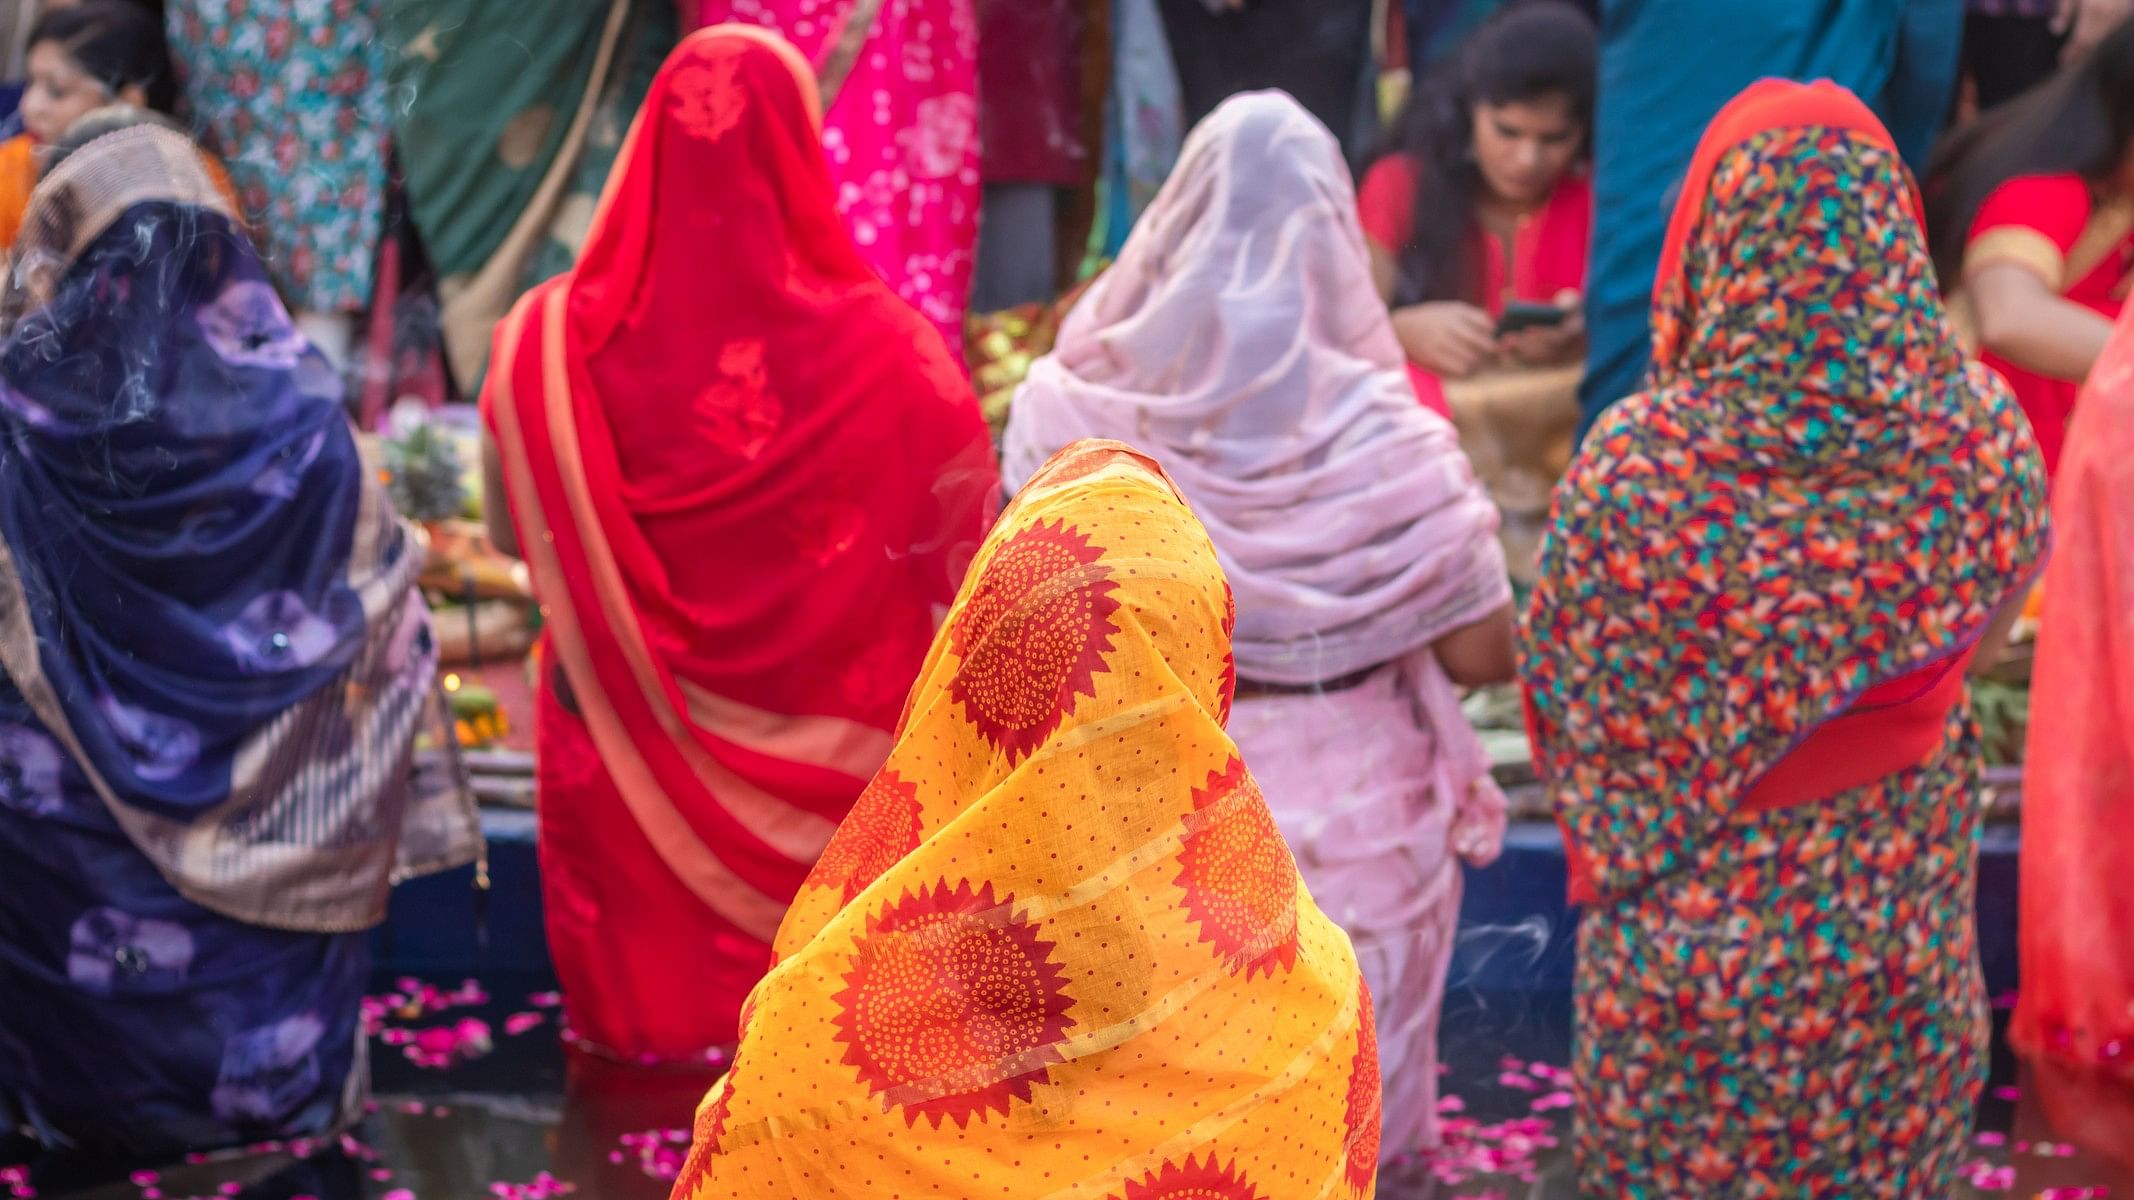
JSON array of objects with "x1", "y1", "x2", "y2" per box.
[{"x1": 670, "y1": 440, "x2": 1380, "y2": 1198}]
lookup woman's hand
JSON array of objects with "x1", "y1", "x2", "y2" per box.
[
  {"x1": 1392, "y1": 301, "x2": 1499, "y2": 379},
  {"x1": 2057, "y1": 0, "x2": 2131, "y2": 61},
  {"x1": 1501, "y1": 289, "x2": 1587, "y2": 367}
]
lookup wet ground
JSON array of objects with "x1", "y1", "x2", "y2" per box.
[{"x1": 7, "y1": 973, "x2": 2130, "y2": 1200}]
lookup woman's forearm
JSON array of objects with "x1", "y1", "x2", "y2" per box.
[
  {"x1": 481, "y1": 438, "x2": 522, "y2": 560},
  {"x1": 1981, "y1": 297, "x2": 2112, "y2": 381},
  {"x1": 1971, "y1": 264, "x2": 2116, "y2": 383}
]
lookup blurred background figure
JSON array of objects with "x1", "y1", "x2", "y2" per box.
[
  {"x1": 1962, "y1": 0, "x2": 2132, "y2": 112},
  {"x1": 1156, "y1": 0, "x2": 1378, "y2": 163},
  {"x1": 165, "y1": 0, "x2": 391, "y2": 370},
  {"x1": 2013, "y1": 306, "x2": 2134, "y2": 1174},
  {"x1": 0, "y1": 1, "x2": 234, "y2": 249},
  {"x1": 1362, "y1": 0, "x2": 1593, "y2": 583},
  {"x1": 384, "y1": 0, "x2": 674, "y2": 393},
  {"x1": 1404, "y1": 0, "x2": 1596, "y2": 70},
  {"x1": 1928, "y1": 15, "x2": 2134, "y2": 484},
  {"x1": 1577, "y1": 0, "x2": 1965, "y2": 434},
  {"x1": 677, "y1": 0, "x2": 979, "y2": 358}
]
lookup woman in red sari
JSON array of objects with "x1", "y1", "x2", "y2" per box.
[
  {"x1": 1927, "y1": 18, "x2": 2134, "y2": 481},
  {"x1": 480, "y1": 25, "x2": 997, "y2": 1063},
  {"x1": 2013, "y1": 300, "x2": 2134, "y2": 1167}
]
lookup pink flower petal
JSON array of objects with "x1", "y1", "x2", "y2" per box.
[{"x1": 504, "y1": 1012, "x2": 545, "y2": 1037}]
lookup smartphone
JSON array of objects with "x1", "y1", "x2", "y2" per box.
[{"x1": 1496, "y1": 300, "x2": 1571, "y2": 337}]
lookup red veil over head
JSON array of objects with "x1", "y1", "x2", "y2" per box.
[{"x1": 484, "y1": 25, "x2": 997, "y2": 1049}]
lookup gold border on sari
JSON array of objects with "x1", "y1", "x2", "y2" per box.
[{"x1": 1965, "y1": 226, "x2": 2068, "y2": 292}]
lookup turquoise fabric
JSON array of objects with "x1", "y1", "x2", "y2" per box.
[{"x1": 1576, "y1": 0, "x2": 1963, "y2": 434}]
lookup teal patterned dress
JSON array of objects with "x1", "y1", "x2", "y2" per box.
[{"x1": 167, "y1": 0, "x2": 391, "y2": 313}]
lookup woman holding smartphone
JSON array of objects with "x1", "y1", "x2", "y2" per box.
[
  {"x1": 1359, "y1": 2, "x2": 1595, "y2": 577},
  {"x1": 1364, "y1": 2, "x2": 1595, "y2": 392}
]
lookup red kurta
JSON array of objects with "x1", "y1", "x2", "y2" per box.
[{"x1": 1358, "y1": 154, "x2": 1592, "y2": 413}]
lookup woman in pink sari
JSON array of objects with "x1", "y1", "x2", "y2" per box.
[
  {"x1": 2013, "y1": 300, "x2": 2134, "y2": 1165},
  {"x1": 678, "y1": 0, "x2": 977, "y2": 354},
  {"x1": 1001, "y1": 91, "x2": 1516, "y2": 1160}
]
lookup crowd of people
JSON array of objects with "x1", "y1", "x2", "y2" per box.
[{"x1": 0, "y1": 0, "x2": 2133, "y2": 1198}]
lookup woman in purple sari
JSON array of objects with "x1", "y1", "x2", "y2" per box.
[{"x1": 0, "y1": 119, "x2": 478, "y2": 1159}]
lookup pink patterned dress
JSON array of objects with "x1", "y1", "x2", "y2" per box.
[{"x1": 680, "y1": 0, "x2": 979, "y2": 356}]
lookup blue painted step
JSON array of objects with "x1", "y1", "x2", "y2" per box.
[{"x1": 376, "y1": 814, "x2": 2023, "y2": 1033}]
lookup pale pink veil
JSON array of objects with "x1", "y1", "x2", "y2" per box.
[{"x1": 1002, "y1": 89, "x2": 1511, "y2": 864}]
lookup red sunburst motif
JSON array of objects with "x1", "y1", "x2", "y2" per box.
[
  {"x1": 805, "y1": 770, "x2": 925, "y2": 902},
  {"x1": 1111, "y1": 1154, "x2": 1267, "y2": 1200},
  {"x1": 671, "y1": 1069, "x2": 737, "y2": 1198},
  {"x1": 1175, "y1": 758, "x2": 1300, "y2": 979},
  {"x1": 948, "y1": 519, "x2": 1120, "y2": 761},
  {"x1": 1344, "y1": 982, "x2": 1382, "y2": 1194},
  {"x1": 831, "y1": 879, "x2": 1077, "y2": 1128}
]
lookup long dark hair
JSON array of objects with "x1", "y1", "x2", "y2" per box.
[
  {"x1": 1385, "y1": 0, "x2": 1595, "y2": 306},
  {"x1": 1926, "y1": 17, "x2": 2134, "y2": 284},
  {"x1": 27, "y1": 1, "x2": 177, "y2": 115}
]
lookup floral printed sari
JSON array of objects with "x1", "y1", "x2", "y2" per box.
[{"x1": 1524, "y1": 80, "x2": 2046, "y2": 1195}]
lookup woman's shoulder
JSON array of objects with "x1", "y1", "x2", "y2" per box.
[
  {"x1": 1360, "y1": 151, "x2": 1421, "y2": 192},
  {"x1": 1548, "y1": 169, "x2": 1594, "y2": 225},
  {"x1": 1970, "y1": 172, "x2": 2094, "y2": 241},
  {"x1": 1357, "y1": 153, "x2": 1421, "y2": 249}
]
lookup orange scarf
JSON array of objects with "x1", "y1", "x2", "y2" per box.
[{"x1": 673, "y1": 441, "x2": 1379, "y2": 1199}]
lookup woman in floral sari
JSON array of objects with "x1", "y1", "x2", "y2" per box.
[
  {"x1": 671, "y1": 440, "x2": 1380, "y2": 1199},
  {"x1": 481, "y1": 26, "x2": 996, "y2": 1064},
  {"x1": 1523, "y1": 80, "x2": 2048, "y2": 1194},
  {"x1": 678, "y1": 0, "x2": 977, "y2": 355},
  {"x1": 0, "y1": 121, "x2": 478, "y2": 1157}
]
